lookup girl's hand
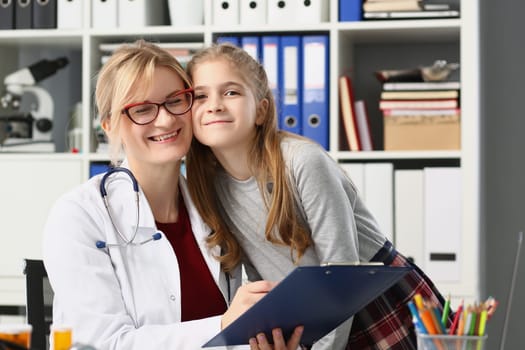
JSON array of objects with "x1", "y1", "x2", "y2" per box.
[
  {"x1": 249, "y1": 326, "x2": 304, "y2": 350},
  {"x1": 221, "y1": 280, "x2": 278, "y2": 329}
]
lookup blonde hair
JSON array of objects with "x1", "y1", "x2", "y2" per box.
[
  {"x1": 95, "y1": 39, "x2": 191, "y2": 165},
  {"x1": 186, "y1": 44, "x2": 312, "y2": 272}
]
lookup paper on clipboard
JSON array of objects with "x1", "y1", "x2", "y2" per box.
[{"x1": 203, "y1": 264, "x2": 413, "y2": 347}]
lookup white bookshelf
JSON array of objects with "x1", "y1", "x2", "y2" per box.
[{"x1": 0, "y1": 0, "x2": 479, "y2": 308}]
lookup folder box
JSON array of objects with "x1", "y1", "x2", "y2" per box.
[
  {"x1": 117, "y1": 0, "x2": 165, "y2": 28},
  {"x1": 91, "y1": 0, "x2": 117, "y2": 28},
  {"x1": 339, "y1": 0, "x2": 362, "y2": 22},
  {"x1": 266, "y1": 0, "x2": 293, "y2": 24},
  {"x1": 15, "y1": 0, "x2": 32, "y2": 29},
  {"x1": 0, "y1": 0, "x2": 14, "y2": 29},
  {"x1": 383, "y1": 112, "x2": 461, "y2": 150},
  {"x1": 57, "y1": 0, "x2": 82, "y2": 29},
  {"x1": 168, "y1": 0, "x2": 203, "y2": 26},
  {"x1": 240, "y1": 0, "x2": 266, "y2": 25},
  {"x1": 295, "y1": 0, "x2": 328, "y2": 24},
  {"x1": 33, "y1": 0, "x2": 56, "y2": 29},
  {"x1": 213, "y1": 0, "x2": 239, "y2": 25}
]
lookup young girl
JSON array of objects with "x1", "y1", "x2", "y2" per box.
[{"x1": 186, "y1": 43, "x2": 449, "y2": 349}]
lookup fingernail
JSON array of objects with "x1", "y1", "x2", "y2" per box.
[{"x1": 257, "y1": 333, "x2": 266, "y2": 341}]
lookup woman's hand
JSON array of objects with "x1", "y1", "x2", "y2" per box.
[
  {"x1": 221, "y1": 280, "x2": 278, "y2": 329},
  {"x1": 249, "y1": 326, "x2": 304, "y2": 350}
]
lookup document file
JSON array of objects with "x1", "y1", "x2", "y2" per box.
[
  {"x1": 117, "y1": 0, "x2": 165, "y2": 28},
  {"x1": 241, "y1": 36, "x2": 261, "y2": 62},
  {"x1": 279, "y1": 36, "x2": 302, "y2": 135},
  {"x1": 33, "y1": 0, "x2": 56, "y2": 29},
  {"x1": 261, "y1": 36, "x2": 281, "y2": 114},
  {"x1": 339, "y1": 0, "x2": 362, "y2": 22},
  {"x1": 15, "y1": 0, "x2": 32, "y2": 29},
  {"x1": 295, "y1": 0, "x2": 328, "y2": 24},
  {"x1": 168, "y1": 0, "x2": 203, "y2": 26},
  {"x1": 267, "y1": 0, "x2": 294, "y2": 24},
  {"x1": 301, "y1": 35, "x2": 329, "y2": 149},
  {"x1": 394, "y1": 169, "x2": 424, "y2": 267},
  {"x1": 0, "y1": 0, "x2": 15, "y2": 29},
  {"x1": 91, "y1": 0, "x2": 117, "y2": 28},
  {"x1": 424, "y1": 167, "x2": 461, "y2": 282},
  {"x1": 203, "y1": 264, "x2": 413, "y2": 347},
  {"x1": 364, "y1": 163, "x2": 394, "y2": 242},
  {"x1": 57, "y1": 0, "x2": 82, "y2": 29},
  {"x1": 213, "y1": 0, "x2": 239, "y2": 25},
  {"x1": 216, "y1": 35, "x2": 240, "y2": 46},
  {"x1": 240, "y1": 0, "x2": 266, "y2": 25}
]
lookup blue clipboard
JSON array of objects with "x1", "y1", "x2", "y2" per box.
[{"x1": 203, "y1": 264, "x2": 413, "y2": 347}]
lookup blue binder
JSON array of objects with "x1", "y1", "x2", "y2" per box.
[
  {"x1": 339, "y1": 0, "x2": 362, "y2": 22},
  {"x1": 203, "y1": 264, "x2": 413, "y2": 347},
  {"x1": 241, "y1": 35, "x2": 261, "y2": 62},
  {"x1": 301, "y1": 35, "x2": 329, "y2": 149},
  {"x1": 216, "y1": 35, "x2": 240, "y2": 46},
  {"x1": 279, "y1": 35, "x2": 302, "y2": 135},
  {"x1": 261, "y1": 36, "x2": 281, "y2": 118}
]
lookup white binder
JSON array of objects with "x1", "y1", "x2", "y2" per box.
[
  {"x1": 240, "y1": 0, "x2": 266, "y2": 25},
  {"x1": 213, "y1": 0, "x2": 239, "y2": 25},
  {"x1": 267, "y1": 0, "x2": 295, "y2": 24},
  {"x1": 57, "y1": 0, "x2": 83, "y2": 29},
  {"x1": 340, "y1": 163, "x2": 365, "y2": 196},
  {"x1": 91, "y1": 0, "x2": 117, "y2": 28},
  {"x1": 295, "y1": 0, "x2": 329, "y2": 24},
  {"x1": 117, "y1": 0, "x2": 165, "y2": 28},
  {"x1": 168, "y1": 0, "x2": 203, "y2": 26},
  {"x1": 394, "y1": 169, "x2": 424, "y2": 267},
  {"x1": 424, "y1": 167, "x2": 461, "y2": 282},
  {"x1": 364, "y1": 163, "x2": 394, "y2": 242}
]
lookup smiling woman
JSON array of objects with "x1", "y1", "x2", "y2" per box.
[{"x1": 42, "y1": 40, "x2": 302, "y2": 350}]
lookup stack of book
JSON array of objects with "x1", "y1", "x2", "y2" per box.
[
  {"x1": 379, "y1": 81, "x2": 461, "y2": 150},
  {"x1": 363, "y1": 0, "x2": 460, "y2": 19}
]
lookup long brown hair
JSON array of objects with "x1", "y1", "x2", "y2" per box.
[{"x1": 186, "y1": 44, "x2": 312, "y2": 272}]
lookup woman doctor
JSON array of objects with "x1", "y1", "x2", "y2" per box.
[{"x1": 42, "y1": 40, "x2": 303, "y2": 350}]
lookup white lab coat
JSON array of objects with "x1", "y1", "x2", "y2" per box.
[{"x1": 43, "y1": 167, "x2": 247, "y2": 350}]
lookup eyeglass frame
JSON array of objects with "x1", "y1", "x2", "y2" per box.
[{"x1": 121, "y1": 88, "x2": 194, "y2": 125}]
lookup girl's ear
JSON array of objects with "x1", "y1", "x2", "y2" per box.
[{"x1": 255, "y1": 98, "x2": 269, "y2": 125}]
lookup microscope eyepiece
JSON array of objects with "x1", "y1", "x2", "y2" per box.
[{"x1": 28, "y1": 57, "x2": 70, "y2": 83}]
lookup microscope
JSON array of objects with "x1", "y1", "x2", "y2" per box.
[{"x1": 0, "y1": 57, "x2": 69, "y2": 151}]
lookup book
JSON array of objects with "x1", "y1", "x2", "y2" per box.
[
  {"x1": 203, "y1": 264, "x2": 413, "y2": 347},
  {"x1": 363, "y1": 0, "x2": 421, "y2": 12},
  {"x1": 339, "y1": 75, "x2": 361, "y2": 151},
  {"x1": 380, "y1": 90, "x2": 459, "y2": 100},
  {"x1": 379, "y1": 99, "x2": 458, "y2": 110},
  {"x1": 382, "y1": 81, "x2": 461, "y2": 91},
  {"x1": 364, "y1": 9, "x2": 459, "y2": 19},
  {"x1": 354, "y1": 100, "x2": 374, "y2": 151}
]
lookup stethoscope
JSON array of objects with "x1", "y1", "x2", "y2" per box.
[
  {"x1": 95, "y1": 167, "x2": 162, "y2": 249},
  {"x1": 94, "y1": 167, "x2": 233, "y2": 303}
]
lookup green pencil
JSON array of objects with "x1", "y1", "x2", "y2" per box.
[{"x1": 441, "y1": 294, "x2": 451, "y2": 328}]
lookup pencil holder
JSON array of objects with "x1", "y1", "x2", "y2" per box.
[{"x1": 416, "y1": 333, "x2": 488, "y2": 350}]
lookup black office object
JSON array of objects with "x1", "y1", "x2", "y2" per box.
[
  {"x1": 14, "y1": 0, "x2": 31, "y2": 29},
  {"x1": 0, "y1": 0, "x2": 15, "y2": 29},
  {"x1": 203, "y1": 264, "x2": 413, "y2": 347},
  {"x1": 33, "y1": 0, "x2": 56, "y2": 29}
]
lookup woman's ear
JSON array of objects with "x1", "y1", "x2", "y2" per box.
[
  {"x1": 101, "y1": 116, "x2": 111, "y2": 133},
  {"x1": 255, "y1": 99, "x2": 269, "y2": 125}
]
